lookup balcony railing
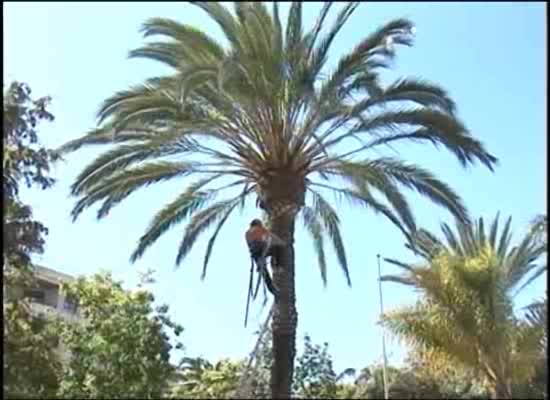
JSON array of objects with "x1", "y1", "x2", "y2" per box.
[{"x1": 29, "y1": 301, "x2": 81, "y2": 323}]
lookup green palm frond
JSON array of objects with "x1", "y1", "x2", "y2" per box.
[
  {"x1": 175, "y1": 190, "x2": 251, "y2": 266},
  {"x1": 379, "y1": 274, "x2": 415, "y2": 286},
  {"x1": 70, "y1": 134, "x2": 195, "y2": 196},
  {"x1": 137, "y1": 17, "x2": 225, "y2": 62},
  {"x1": 301, "y1": 205, "x2": 328, "y2": 286},
  {"x1": 190, "y1": 2, "x2": 242, "y2": 52},
  {"x1": 314, "y1": 109, "x2": 497, "y2": 172},
  {"x1": 330, "y1": 160, "x2": 417, "y2": 232},
  {"x1": 58, "y1": 124, "x2": 153, "y2": 153},
  {"x1": 330, "y1": 158, "x2": 469, "y2": 226},
  {"x1": 309, "y1": 189, "x2": 351, "y2": 286},
  {"x1": 71, "y1": 161, "x2": 195, "y2": 221},
  {"x1": 201, "y1": 184, "x2": 254, "y2": 280},
  {"x1": 130, "y1": 175, "x2": 223, "y2": 263},
  {"x1": 311, "y1": 182, "x2": 413, "y2": 246},
  {"x1": 380, "y1": 78, "x2": 457, "y2": 115}
]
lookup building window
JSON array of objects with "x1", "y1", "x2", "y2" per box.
[{"x1": 24, "y1": 289, "x2": 46, "y2": 304}]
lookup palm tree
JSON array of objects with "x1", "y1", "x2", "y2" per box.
[
  {"x1": 60, "y1": 3, "x2": 497, "y2": 397},
  {"x1": 522, "y1": 214, "x2": 548, "y2": 291},
  {"x1": 381, "y1": 215, "x2": 546, "y2": 399}
]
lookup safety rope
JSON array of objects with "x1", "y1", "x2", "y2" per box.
[{"x1": 235, "y1": 304, "x2": 273, "y2": 399}]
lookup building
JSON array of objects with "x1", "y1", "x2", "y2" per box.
[
  {"x1": 4, "y1": 265, "x2": 82, "y2": 363},
  {"x1": 6, "y1": 265, "x2": 81, "y2": 323}
]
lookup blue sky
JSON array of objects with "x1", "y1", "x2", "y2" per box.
[{"x1": 4, "y1": 2, "x2": 546, "y2": 372}]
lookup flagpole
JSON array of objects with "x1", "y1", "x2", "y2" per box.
[{"x1": 377, "y1": 254, "x2": 389, "y2": 400}]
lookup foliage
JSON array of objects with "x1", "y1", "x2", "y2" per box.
[
  {"x1": 2, "y1": 81, "x2": 61, "y2": 399},
  {"x1": 55, "y1": 272, "x2": 183, "y2": 399},
  {"x1": 240, "y1": 329, "x2": 355, "y2": 399},
  {"x1": 292, "y1": 334, "x2": 347, "y2": 398},
  {"x1": 3, "y1": 300, "x2": 61, "y2": 399},
  {"x1": 381, "y1": 215, "x2": 546, "y2": 398},
  {"x1": 3, "y1": 81, "x2": 57, "y2": 274},
  {"x1": 169, "y1": 357, "x2": 244, "y2": 399}
]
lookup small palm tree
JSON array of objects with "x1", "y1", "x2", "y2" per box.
[
  {"x1": 60, "y1": 3, "x2": 497, "y2": 397},
  {"x1": 381, "y1": 215, "x2": 546, "y2": 399}
]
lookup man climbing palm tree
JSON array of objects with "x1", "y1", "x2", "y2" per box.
[
  {"x1": 60, "y1": 3, "x2": 497, "y2": 397},
  {"x1": 245, "y1": 218, "x2": 284, "y2": 297}
]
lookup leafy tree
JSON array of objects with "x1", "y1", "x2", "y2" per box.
[
  {"x1": 169, "y1": 357, "x2": 244, "y2": 399},
  {"x1": 292, "y1": 334, "x2": 353, "y2": 398},
  {"x1": 241, "y1": 328, "x2": 355, "y2": 399},
  {"x1": 3, "y1": 81, "x2": 61, "y2": 399},
  {"x1": 60, "y1": 3, "x2": 497, "y2": 396},
  {"x1": 3, "y1": 81, "x2": 57, "y2": 284},
  {"x1": 381, "y1": 215, "x2": 546, "y2": 399},
  {"x1": 3, "y1": 301, "x2": 61, "y2": 399},
  {"x1": 55, "y1": 272, "x2": 183, "y2": 399}
]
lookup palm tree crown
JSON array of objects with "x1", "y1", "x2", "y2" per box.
[
  {"x1": 60, "y1": 2, "x2": 497, "y2": 285},
  {"x1": 381, "y1": 215, "x2": 546, "y2": 398}
]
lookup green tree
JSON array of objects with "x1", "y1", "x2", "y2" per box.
[
  {"x1": 241, "y1": 327, "x2": 355, "y2": 399},
  {"x1": 170, "y1": 357, "x2": 244, "y2": 399},
  {"x1": 3, "y1": 301, "x2": 61, "y2": 399},
  {"x1": 292, "y1": 334, "x2": 355, "y2": 399},
  {"x1": 60, "y1": 3, "x2": 497, "y2": 396},
  {"x1": 3, "y1": 81, "x2": 61, "y2": 399},
  {"x1": 381, "y1": 215, "x2": 546, "y2": 399},
  {"x1": 56, "y1": 272, "x2": 183, "y2": 399},
  {"x1": 3, "y1": 81, "x2": 57, "y2": 284}
]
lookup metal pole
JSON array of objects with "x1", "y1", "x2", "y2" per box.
[{"x1": 377, "y1": 254, "x2": 389, "y2": 400}]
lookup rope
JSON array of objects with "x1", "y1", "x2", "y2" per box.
[
  {"x1": 244, "y1": 257, "x2": 255, "y2": 328},
  {"x1": 235, "y1": 304, "x2": 274, "y2": 398}
]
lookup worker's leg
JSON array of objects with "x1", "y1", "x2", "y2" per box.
[{"x1": 260, "y1": 266, "x2": 278, "y2": 297}]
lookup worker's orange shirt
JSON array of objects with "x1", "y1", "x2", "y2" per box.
[{"x1": 245, "y1": 226, "x2": 269, "y2": 243}]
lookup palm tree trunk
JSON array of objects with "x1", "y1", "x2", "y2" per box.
[
  {"x1": 492, "y1": 378, "x2": 513, "y2": 399},
  {"x1": 268, "y1": 208, "x2": 298, "y2": 399}
]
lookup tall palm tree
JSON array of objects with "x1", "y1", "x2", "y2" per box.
[
  {"x1": 381, "y1": 215, "x2": 546, "y2": 399},
  {"x1": 60, "y1": 3, "x2": 497, "y2": 397}
]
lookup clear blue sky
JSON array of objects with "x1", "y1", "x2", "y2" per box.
[{"x1": 4, "y1": 2, "x2": 546, "y2": 372}]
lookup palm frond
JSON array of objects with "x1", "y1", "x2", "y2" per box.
[
  {"x1": 175, "y1": 194, "x2": 246, "y2": 266},
  {"x1": 71, "y1": 161, "x2": 195, "y2": 221},
  {"x1": 301, "y1": 206, "x2": 328, "y2": 286},
  {"x1": 309, "y1": 189, "x2": 351, "y2": 286},
  {"x1": 317, "y1": 109, "x2": 497, "y2": 173},
  {"x1": 312, "y1": 182, "x2": 413, "y2": 245},
  {"x1": 331, "y1": 159, "x2": 417, "y2": 232},
  {"x1": 329, "y1": 158, "x2": 470, "y2": 226},
  {"x1": 70, "y1": 134, "x2": 194, "y2": 196},
  {"x1": 189, "y1": 2, "x2": 242, "y2": 52},
  {"x1": 308, "y1": 2, "x2": 360, "y2": 77},
  {"x1": 379, "y1": 274, "x2": 415, "y2": 286},
  {"x1": 130, "y1": 175, "x2": 222, "y2": 263},
  {"x1": 57, "y1": 125, "x2": 153, "y2": 153},
  {"x1": 379, "y1": 78, "x2": 456, "y2": 115},
  {"x1": 137, "y1": 17, "x2": 225, "y2": 62},
  {"x1": 201, "y1": 184, "x2": 253, "y2": 280}
]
